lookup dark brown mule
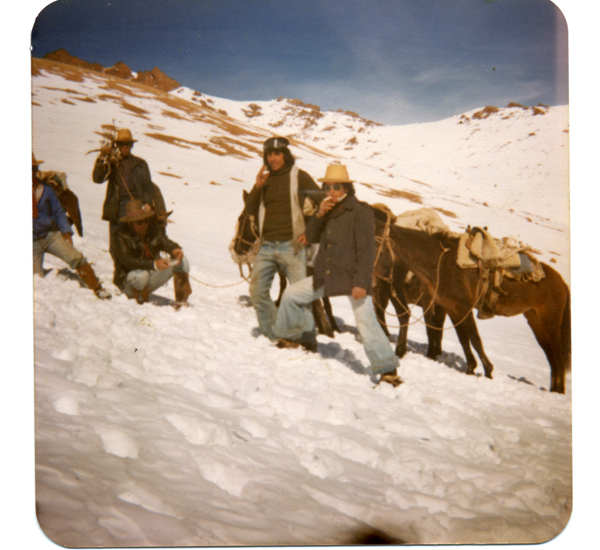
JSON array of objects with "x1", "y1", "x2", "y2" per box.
[
  {"x1": 373, "y1": 207, "x2": 571, "y2": 393},
  {"x1": 372, "y1": 255, "x2": 446, "y2": 360},
  {"x1": 232, "y1": 191, "x2": 338, "y2": 336}
]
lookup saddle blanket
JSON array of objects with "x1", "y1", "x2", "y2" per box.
[{"x1": 457, "y1": 227, "x2": 544, "y2": 281}]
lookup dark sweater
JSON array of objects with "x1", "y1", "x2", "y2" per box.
[{"x1": 245, "y1": 164, "x2": 319, "y2": 242}]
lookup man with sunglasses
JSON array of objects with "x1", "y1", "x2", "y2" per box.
[
  {"x1": 113, "y1": 199, "x2": 191, "y2": 306},
  {"x1": 92, "y1": 128, "x2": 155, "y2": 287},
  {"x1": 274, "y1": 164, "x2": 402, "y2": 387},
  {"x1": 244, "y1": 136, "x2": 321, "y2": 341}
]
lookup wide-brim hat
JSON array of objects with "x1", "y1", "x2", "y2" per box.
[
  {"x1": 120, "y1": 199, "x2": 155, "y2": 223},
  {"x1": 318, "y1": 164, "x2": 354, "y2": 183},
  {"x1": 32, "y1": 153, "x2": 44, "y2": 166},
  {"x1": 115, "y1": 128, "x2": 137, "y2": 143}
]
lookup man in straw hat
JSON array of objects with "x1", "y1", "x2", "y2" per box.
[
  {"x1": 274, "y1": 163, "x2": 402, "y2": 386},
  {"x1": 113, "y1": 199, "x2": 191, "y2": 307},
  {"x1": 92, "y1": 128, "x2": 156, "y2": 286},
  {"x1": 244, "y1": 136, "x2": 321, "y2": 340},
  {"x1": 32, "y1": 153, "x2": 111, "y2": 300}
]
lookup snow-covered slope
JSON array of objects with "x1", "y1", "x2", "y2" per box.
[{"x1": 32, "y1": 58, "x2": 571, "y2": 547}]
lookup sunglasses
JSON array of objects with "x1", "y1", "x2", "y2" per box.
[
  {"x1": 323, "y1": 183, "x2": 344, "y2": 192},
  {"x1": 117, "y1": 142, "x2": 134, "y2": 147}
]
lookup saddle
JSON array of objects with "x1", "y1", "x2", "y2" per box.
[{"x1": 457, "y1": 226, "x2": 544, "y2": 319}]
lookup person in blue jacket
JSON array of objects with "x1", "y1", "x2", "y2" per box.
[{"x1": 32, "y1": 154, "x2": 111, "y2": 299}]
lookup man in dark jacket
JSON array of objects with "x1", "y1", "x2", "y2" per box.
[
  {"x1": 92, "y1": 128, "x2": 155, "y2": 285},
  {"x1": 32, "y1": 153, "x2": 111, "y2": 299},
  {"x1": 114, "y1": 200, "x2": 192, "y2": 306},
  {"x1": 274, "y1": 164, "x2": 401, "y2": 386},
  {"x1": 244, "y1": 136, "x2": 321, "y2": 340}
]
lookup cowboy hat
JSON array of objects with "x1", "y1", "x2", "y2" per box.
[
  {"x1": 114, "y1": 128, "x2": 137, "y2": 143},
  {"x1": 120, "y1": 199, "x2": 155, "y2": 223},
  {"x1": 318, "y1": 164, "x2": 354, "y2": 183},
  {"x1": 32, "y1": 153, "x2": 44, "y2": 166}
]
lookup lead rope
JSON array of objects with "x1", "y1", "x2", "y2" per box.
[{"x1": 373, "y1": 214, "x2": 485, "y2": 332}]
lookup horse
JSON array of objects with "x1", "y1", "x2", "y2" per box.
[
  {"x1": 231, "y1": 191, "x2": 339, "y2": 337},
  {"x1": 373, "y1": 206, "x2": 571, "y2": 393},
  {"x1": 372, "y1": 255, "x2": 446, "y2": 360}
]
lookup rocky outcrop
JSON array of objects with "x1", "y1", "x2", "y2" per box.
[
  {"x1": 41, "y1": 49, "x2": 180, "y2": 93},
  {"x1": 133, "y1": 67, "x2": 180, "y2": 93}
]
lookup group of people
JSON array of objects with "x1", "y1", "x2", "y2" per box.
[
  {"x1": 246, "y1": 137, "x2": 402, "y2": 386},
  {"x1": 33, "y1": 131, "x2": 400, "y2": 386},
  {"x1": 32, "y1": 128, "x2": 192, "y2": 307}
]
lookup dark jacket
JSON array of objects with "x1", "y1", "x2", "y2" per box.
[
  {"x1": 32, "y1": 182, "x2": 73, "y2": 240},
  {"x1": 92, "y1": 155, "x2": 154, "y2": 222},
  {"x1": 306, "y1": 195, "x2": 376, "y2": 297},
  {"x1": 113, "y1": 222, "x2": 181, "y2": 288}
]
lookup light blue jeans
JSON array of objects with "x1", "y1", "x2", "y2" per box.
[
  {"x1": 33, "y1": 231, "x2": 86, "y2": 276},
  {"x1": 275, "y1": 276, "x2": 399, "y2": 375},
  {"x1": 249, "y1": 241, "x2": 307, "y2": 340},
  {"x1": 123, "y1": 257, "x2": 190, "y2": 298}
]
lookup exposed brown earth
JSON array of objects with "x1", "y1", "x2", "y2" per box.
[{"x1": 41, "y1": 49, "x2": 181, "y2": 93}]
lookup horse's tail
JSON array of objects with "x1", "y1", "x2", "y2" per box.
[{"x1": 561, "y1": 287, "x2": 571, "y2": 373}]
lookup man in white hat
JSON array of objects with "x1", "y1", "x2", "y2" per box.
[
  {"x1": 33, "y1": 153, "x2": 111, "y2": 300},
  {"x1": 274, "y1": 164, "x2": 401, "y2": 386},
  {"x1": 113, "y1": 199, "x2": 191, "y2": 306},
  {"x1": 92, "y1": 128, "x2": 155, "y2": 286},
  {"x1": 244, "y1": 136, "x2": 321, "y2": 340}
]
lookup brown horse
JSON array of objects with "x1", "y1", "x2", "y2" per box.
[
  {"x1": 373, "y1": 207, "x2": 571, "y2": 393},
  {"x1": 231, "y1": 191, "x2": 338, "y2": 337}
]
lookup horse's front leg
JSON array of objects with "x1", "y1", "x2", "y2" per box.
[
  {"x1": 390, "y1": 291, "x2": 410, "y2": 358},
  {"x1": 424, "y1": 303, "x2": 446, "y2": 359},
  {"x1": 451, "y1": 318, "x2": 479, "y2": 376},
  {"x1": 459, "y1": 311, "x2": 494, "y2": 379}
]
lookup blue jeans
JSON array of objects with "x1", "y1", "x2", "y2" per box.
[
  {"x1": 33, "y1": 231, "x2": 86, "y2": 276},
  {"x1": 123, "y1": 257, "x2": 190, "y2": 298},
  {"x1": 249, "y1": 241, "x2": 307, "y2": 340},
  {"x1": 275, "y1": 276, "x2": 399, "y2": 375}
]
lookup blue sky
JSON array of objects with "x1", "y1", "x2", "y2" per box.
[{"x1": 31, "y1": 0, "x2": 567, "y2": 125}]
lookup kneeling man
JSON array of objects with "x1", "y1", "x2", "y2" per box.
[{"x1": 114, "y1": 200, "x2": 192, "y2": 307}]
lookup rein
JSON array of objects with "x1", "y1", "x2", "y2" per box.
[{"x1": 373, "y1": 213, "x2": 483, "y2": 331}]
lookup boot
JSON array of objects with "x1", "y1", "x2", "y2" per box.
[
  {"x1": 76, "y1": 262, "x2": 111, "y2": 300},
  {"x1": 379, "y1": 369, "x2": 403, "y2": 387},
  {"x1": 173, "y1": 272, "x2": 192, "y2": 308},
  {"x1": 132, "y1": 286, "x2": 150, "y2": 305}
]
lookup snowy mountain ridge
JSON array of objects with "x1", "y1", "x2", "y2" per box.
[{"x1": 31, "y1": 56, "x2": 571, "y2": 547}]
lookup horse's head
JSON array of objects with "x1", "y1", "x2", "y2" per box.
[{"x1": 232, "y1": 190, "x2": 259, "y2": 256}]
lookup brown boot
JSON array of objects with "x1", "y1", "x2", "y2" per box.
[
  {"x1": 132, "y1": 286, "x2": 150, "y2": 305},
  {"x1": 173, "y1": 272, "x2": 192, "y2": 308},
  {"x1": 76, "y1": 262, "x2": 111, "y2": 299}
]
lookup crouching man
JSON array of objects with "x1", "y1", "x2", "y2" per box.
[
  {"x1": 274, "y1": 164, "x2": 401, "y2": 386},
  {"x1": 32, "y1": 154, "x2": 111, "y2": 300},
  {"x1": 114, "y1": 199, "x2": 192, "y2": 307}
]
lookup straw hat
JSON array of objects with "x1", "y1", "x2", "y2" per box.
[
  {"x1": 32, "y1": 153, "x2": 44, "y2": 166},
  {"x1": 119, "y1": 199, "x2": 155, "y2": 223},
  {"x1": 318, "y1": 164, "x2": 354, "y2": 183},
  {"x1": 114, "y1": 128, "x2": 137, "y2": 143}
]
